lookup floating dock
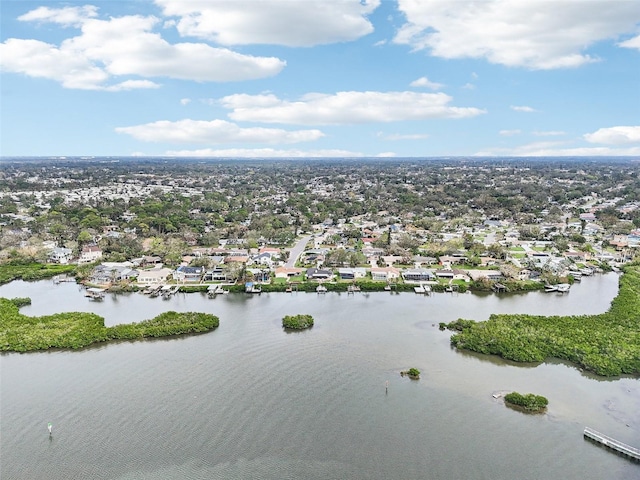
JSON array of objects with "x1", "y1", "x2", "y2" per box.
[{"x1": 583, "y1": 427, "x2": 640, "y2": 461}]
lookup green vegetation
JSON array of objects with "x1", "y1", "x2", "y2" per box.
[
  {"x1": 9, "y1": 297, "x2": 31, "y2": 307},
  {"x1": 443, "y1": 264, "x2": 640, "y2": 376},
  {"x1": 401, "y1": 367, "x2": 420, "y2": 379},
  {"x1": 0, "y1": 261, "x2": 76, "y2": 285},
  {"x1": 504, "y1": 392, "x2": 548, "y2": 412},
  {"x1": 282, "y1": 314, "x2": 314, "y2": 329},
  {"x1": 0, "y1": 298, "x2": 219, "y2": 352}
]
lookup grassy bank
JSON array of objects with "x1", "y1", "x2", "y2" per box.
[
  {"x1": 443, "y1": 265, "x2": 640, "y2": 377},
  {"x1": 0, "y1": 298, "x2": 219, "y2": 352}
]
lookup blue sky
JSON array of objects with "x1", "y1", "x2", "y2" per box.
[{"x1": 1, "y1": 0, "x2": 639, "y2": 158}]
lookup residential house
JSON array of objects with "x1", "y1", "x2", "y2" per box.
[
  {"x1": 137, "y1": 267, "x2": 173, "y2": 284},
  {"x1": 174, "y1": 265, "x2": 204, "y2": 283},
  {"x1": 370, "y1": 266, "x2": 401, "y2": 282},
  {"x1": 435, "y1": 269, "x2": 471, "y2": 282},
  {"x1": 49, "y1": 247, "x2": 73, "y2": 264},
  {"x1": 203, "y1": 266, "x2": 229, "y2": 282},
  {"x1": 306, "y1": 267, "x2": 333, "y2": 280},
  {"x1": 274, "y1": 267, "x2": 304, "y2": 279},
  {"x1": 401, "y1": 269, "x2": 436, "y2": 283},
  {"x1": 78, "y1": 245, "x2": 103, "y2": 264},
  {"x1": 337, "y1": 267, "x2": 367, "y2": 280}
]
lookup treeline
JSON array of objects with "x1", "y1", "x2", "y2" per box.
[
  {"x1": 442, "y1": 264, "x2": 640, "y2": 376},
  {"x1": 0, "y1": 298, "x2": 219, "y2": 352}
]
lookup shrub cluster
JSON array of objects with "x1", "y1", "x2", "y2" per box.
[
  {"x1": 282, "y1": 314, "x2": 314, "y2": 329},
  {"x1": 504, "y1": 392, "x2": 548, "y2": 412}
]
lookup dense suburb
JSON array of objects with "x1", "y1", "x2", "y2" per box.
[
  {"x1": 445, "y1": 264, "x2": 640, "y2": 376},
  {"x1": 0, "y1": 300, "x2": 219, "y2": 352}
]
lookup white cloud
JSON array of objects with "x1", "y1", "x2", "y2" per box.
[
  {"x1": 476, "y1": 140, "x2": 640, "y2": 156},
  {"x1": 164, "y1": 148, "x2": 366, "y2": 158},
  {"x1": 532, "y1": 130, "x2": 566, "y2": 137},
  {"x1": 461, "y1": 83, "x2": 475, "y2": 90},
  {"x1": 155, "y1": 0, "x2": 380, "y2": 47},
  {"x1": 584, "y1": 126, "x2": 640, "y2": 145},
  {"x1": 115, "y1": 119, "x2": 324, "y2": 144},
  {"x1": 220, "y1": 91, "x2": 485, "y2": 125},
  {"x1": 619, "y1": 35, "x2": 640, "y2": 50},
  {"x1": 0, "y1": 8, "x2": 285, "y2": 90},
  {"x1": 180, "y1": 98, "x2": 191, "y2": 106},
  {"x1": 410, "y1": 76, "x2": 444, "y2": 90},
  {"x1": 378, "y1": 132, "x2": 430, "y2": 140},
  {"x1": 394, "y1": 0, "x2": 640, "y2": 69},
  {"x1": 18, "y1": 5, "x2": 98, "y2": 26},
  {"x1": 499, "y1": 129, "x2": 521, "y2": 136},
  {"x1": 511, "y1": 105, "x2": 536, "y2": 113}
]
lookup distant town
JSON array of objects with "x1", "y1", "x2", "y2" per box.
[{"x1": 1, "y1": 157, "x2": 638, "y2": 294}]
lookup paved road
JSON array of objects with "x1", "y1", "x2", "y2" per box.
[{"x1": 286, "y1": 235, "x2": 312, "y2": 267}]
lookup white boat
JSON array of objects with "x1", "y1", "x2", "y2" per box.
[
  {"x1": 316, "y1": 284, "x2": 327, "y2": 293},
  {"x1": 556, "y1": 283, "x2": 570, "y2": 293},
  {"x1": 85, "y1": 287, "x2": 106, "y2": 300}
]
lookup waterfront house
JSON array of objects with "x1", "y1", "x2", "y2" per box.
[
  {"x1": 203, "y1": 266, "x2": 229, "y2": 282},
  {"x1": 306, "y1": 267, "x2": 333, "y2": 280},
  {"x1": 370, "y1": 266, "x2": 400, "y2": 282},
  {"x1": 401, "y1": 269, "x2": 436, "y2": 283},
  {"x1": 137, "y1": 267, "x2": 173, "y2": 285},
  {"x1": 274, "y1": 267, "x2": 304, "y2": 279},
  {"x1": 49, "y1": 247, "x2": 73, "y2": 264},
  {"x1": 78, "y1": 245, "x2": 103, "y2": 264},
  {"x1": 174, "y1": 265, "x2": 204, "y2": 283},
  {"x1": 337, "y1": 267, "x2": 367, "y2": 280}
]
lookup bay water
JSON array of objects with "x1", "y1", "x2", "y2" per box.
[{"x1": 1, "y1": 274, "x2": 638, "y2": 479}]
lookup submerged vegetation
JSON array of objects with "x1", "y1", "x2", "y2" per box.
[
  {"x1": 442, "y1": 264, "x2": 640, "y2": 377},
  {"x1": 504, "y1": 392, "x2": 548, "y2": 413},
  {"x1": 0, "y1": 298, "x2": 219, "y2": 352},
  {"x1": 282, "y1": 314, "x2": 314, "y2": 330}
]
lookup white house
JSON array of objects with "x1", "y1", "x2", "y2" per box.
[
  {"x1": 370, "y1": 266, "x2": 401, "y2": 282},
  {"x1": 137, "y1": 267, "x2": 173, "y2": 284},
  {"x1": 49, "y1": 247, "x2": 73, "y2": 264},
  {"x1": 78, "y1": 245, "x2": 103, "y2": 264}
]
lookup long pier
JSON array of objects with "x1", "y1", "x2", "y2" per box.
[{"x1": 583, "y1": 427, "x2": 640, "y2": 461}]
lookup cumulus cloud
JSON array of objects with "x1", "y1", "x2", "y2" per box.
[
  {"x1": 180, "y1": 98, "x2": 191, "y2": 106},
  {"x1": 394, "y1": 0, "x2": 640, "y2": 69},
  {"x1": 619, "y1": 35, "x2": 640, "y2": 50},
  {"x1": 1, "y1": 7, "x2": 285, "y2": 90},
  {"x1": 220, "y1": 91, "x2": 485, "y2": 125},
  {"x1": 18, "y1": 5, "x2": 98, "y2": 26},
  {"x1": 154, "y1": 0, "x2": 380, "y2": 46},
  {"x1": 584, "y1": 126, "x2": 640, "y2": 145},
  {"x1": 511, "y1": 105, "x2": 536, "y2": 113},
  {"x1": 410, "y1": 76, "x2": 444, "y2": 90},
  {"x1": 164, "y1": 148, "x2": 366, "y2": 158},
  {"x1": 115, "y1": 119, "x2": 324, "y2": 144}
]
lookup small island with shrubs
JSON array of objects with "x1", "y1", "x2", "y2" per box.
[
  {"x1": 0, "y1": 297, "x2": 219, "y2": 352},
  {"x1": 400, "y1": 368, "x2": 421, "y2": 379},
  {"x1": 282, "y1": 314, "x2": 314, "y2": 330},
  {"x1": 503, "y1": 391, "x2": 548, "y2": 413}
]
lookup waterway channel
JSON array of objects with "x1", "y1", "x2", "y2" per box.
[{"x1": 1, "y1": 273, "x2": 638, "y2": 479}]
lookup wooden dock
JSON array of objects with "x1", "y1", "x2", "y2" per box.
[{"x1": 583, "y1": 427, "x2": 640, "y2": 461}]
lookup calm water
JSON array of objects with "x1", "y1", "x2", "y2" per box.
[{"x1": 1, "y1": 274, "x2": 638, "y2": 479}]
